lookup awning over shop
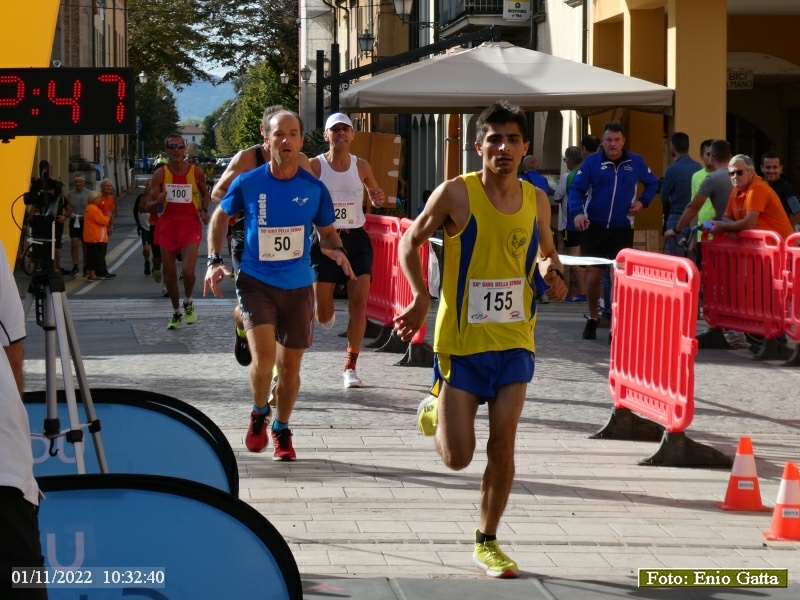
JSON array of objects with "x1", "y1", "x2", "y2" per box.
[{"x1": 339, "y1": 41, "x2": 674, "y2": 116}]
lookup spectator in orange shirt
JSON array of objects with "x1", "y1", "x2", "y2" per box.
[
  {"x1": 83, "y1": 192, "x2": 112, "y2": 281},
  {"x1": 710, "y1": 154, "x2": 793, "y2": 359},
  {"x1": 711, "y1": 154, "x2": 793, "y2": 240},
  {"x1": 96, "y1": 179, "x2": 118, "y2": 279}
]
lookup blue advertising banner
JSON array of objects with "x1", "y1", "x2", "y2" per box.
[
  {"x1": 25, "y1": 389, "x2": 238, "y2": 496},
  {"x1": 36, "y1": 475, "x2": 302, "y2": 599}
]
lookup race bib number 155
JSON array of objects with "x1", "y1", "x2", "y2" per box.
[{"x1": 467, "y1": 278, "x2": 525, "y2": 323}]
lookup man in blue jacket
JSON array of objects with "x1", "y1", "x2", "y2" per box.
[{"x1": 568, "y1": 121, "x2": 659, "y2": 340}]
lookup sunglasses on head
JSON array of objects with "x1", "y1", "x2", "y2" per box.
[
  {"x1": 729, "y1": 169, "x2": 746, "y2": 177},
  {"x1": 166, "y1": 143, "x2": 185, "y2": 150}
]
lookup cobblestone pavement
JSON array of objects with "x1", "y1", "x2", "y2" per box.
[{"x1": 21, "y1": 294, "x2": 800, "y2": 592}]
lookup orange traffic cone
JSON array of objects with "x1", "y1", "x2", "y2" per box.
[
  {"x1": 716, "y1": 437, "x2": 770, "y2": 512},
  {"x1": 764, "y1": 462, "x2": 800, "y2": 541}
]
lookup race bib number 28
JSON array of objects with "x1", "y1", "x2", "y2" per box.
[
  {"x1": 333, "y1": 199, "x2": 358, "y2": 227},
  {"x1": 258, "y1": 225, "x2": 304, "y2": 261},
  {"x1": 467, "y1": 278, "x2": 525, "y2": 323}
]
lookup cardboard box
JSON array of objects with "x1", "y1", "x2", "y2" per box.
[{"x1": 352, "y1": 131, "x2": 401, "y2": 208}]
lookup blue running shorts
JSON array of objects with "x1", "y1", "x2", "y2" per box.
[{"x1": 432, "y1": 349, "x2": 535, "y2": 404}]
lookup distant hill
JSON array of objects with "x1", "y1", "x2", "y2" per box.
[{"x1": 170, "y1": 78, "x2": 236, "y2": 122}]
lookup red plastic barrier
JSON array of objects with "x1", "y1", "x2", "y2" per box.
[
  {"x1": 610, "y1": 249, "x2": 699, "y2": 433},
  {"x1": 363, "y1": 214, "x2": 401, "y2": 327},
  {"x1": 783, "y1": 232, "x2": 800, "y2": 342},
  {"x1": 398, "y1": 218, "x2": 429, "y2": 344},
  {"x1": 701, "y1": 230, "x2": 785, "y2": 337}
]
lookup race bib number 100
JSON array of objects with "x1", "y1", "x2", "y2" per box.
[
  {"x1": 258, "y1": 225, "x2": 305, "y2": 261},
  {"x1": 165, "y1": 183, "x2": 193, "y2": 203},
  {"x1": 467, "y1": 278, "x2": 525, "y2": 323}
]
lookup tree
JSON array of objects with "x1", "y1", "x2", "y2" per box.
[
  {"x1": 230, "y1": 62, "x2": 298, "y2": 149},
  {"x1": 128, "y1": 0, "x2": 303, "y2": 89},
  {"x1": 212, "y1": 100, "x2": 238, "y2": 157},
  {"x1": 133, "y1": 78, "x2": 180, "y2": 158},
  {"x1": 128, "y1": 0, "x2": 213, "y2": 87},
  {"x1": 200, "y1": 104, "x2": 231, "y2": 157},
  {"x1": 209, "y1": 61, "x2": 299, "y2": 157},
  {"x1": 205, "y1": 0, "x2": 300, "y2": 83}
]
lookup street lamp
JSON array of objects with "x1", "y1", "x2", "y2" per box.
[
  {"x1": 393, "y1": 0, "x2": 414, "y2": 23},
  {"x1": 136, "y1": 116, "x2": 145, "y2": 168},
  {"x1": 358, "y1": 28, "x2": 375, "y2": 57},
  {"x1": 300, "y1": 65, "x2": 312, "y2": 84},
  {"x1": 138, "y1": 71, "x2": 148, "y2": 84},
  {"x1": 279, "y1": 72, "x2": 289, "y2": 85}
]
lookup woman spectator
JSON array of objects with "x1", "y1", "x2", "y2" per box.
[
  {"x1": 95, "y1": 179, "x2": 118, "y2": 279},
  {"x1": 83, "y1": 192, "x2": 112, "y2": 281}
]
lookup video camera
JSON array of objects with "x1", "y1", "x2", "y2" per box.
[{"x1": 23, "y1": 160, "x2": 64, "y2": 222}]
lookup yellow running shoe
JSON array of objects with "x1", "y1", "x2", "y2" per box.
[
  {"x1": 183, "y1": 300, "x2": 197, "y2": 325},
  {"x1": 167, "y1": 312, "x2": 183, "y2": 330},
  {"x1": 416, "y1": 395, "x2": 438, "y2": 436},
  {"x1": 473, "y1": 532, "x2": 519, "y2": 578}
]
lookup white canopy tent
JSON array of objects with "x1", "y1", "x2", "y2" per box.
[{"x1": 339, "y1": 42, "x2": 674, "y2": 115}]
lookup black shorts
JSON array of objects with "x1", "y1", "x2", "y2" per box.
[
  {"x1": 54, "y1": 224, "x2": 64, "y2": 250},
  {"x1": 230, "y1": 217, "x2": 245, "y2": 272},
  {"x1": 231, "y1": 237, "x2": 244, "y2": 273},
  {"x1": 311, "y1": 226, "x2": 373, "y2": 284},
  {"x1": 562, "y1": 229, "x2": 583, "y2": 248},
  {"x1": 581, "y1": 223, "x2": 634, "y2": 262},
  {"x1": 141, "y1": 227, "x2": 154, "y2": 246},
  {"x1": 0, "y1": 486, "x2": 46, "y2": 600},
  {"x1": 68, "y1": 215, "x2": 82, "y2": 239}
]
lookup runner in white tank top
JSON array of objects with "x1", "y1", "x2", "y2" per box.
[{"x1": 310, "y1": 113, "x2": 387, "y2": 389}]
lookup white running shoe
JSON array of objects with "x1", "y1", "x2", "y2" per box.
[{"x1": 343, "y1": 369, "x2": 363, "y2": 388}]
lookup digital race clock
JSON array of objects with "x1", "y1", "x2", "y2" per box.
[{"x1": 0, "y1": 67, "x2": 136, "y2": 136}]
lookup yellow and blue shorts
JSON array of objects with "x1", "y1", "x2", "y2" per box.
[{"x1": 431, "y1": 349, "x2": 535, "y2": 404}]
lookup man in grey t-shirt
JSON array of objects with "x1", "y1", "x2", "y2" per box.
[
  {"x1": 664, "y1": 139, "x2": 734, "y2": 351},
  {"x1": 67, "y1": 174, "x2": 90, "y2": 275}
]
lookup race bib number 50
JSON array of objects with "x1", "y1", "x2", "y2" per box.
[
  {"x1": 258, "y1": 225, "x2": 304, "y2": 261},
  {"x1": 165, "y1": 183, "x2": 193, "y2": 203},
  {"x1": 467, "y1": 278, "x2": 525, "y2": 323}
]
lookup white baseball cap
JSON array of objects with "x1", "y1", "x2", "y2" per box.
[{"x1": 325, "y1": 112, "x2": 353, "y2": 130}]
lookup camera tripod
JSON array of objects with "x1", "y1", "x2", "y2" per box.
[{"x1": 22, "y1": 232, "x2": 108, "y2": 475}]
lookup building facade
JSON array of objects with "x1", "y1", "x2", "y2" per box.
[
  {"x1": 298, "y1": 1, "x2": 800, "y2": 224},
  {"x1": 36, "y1": 0, "x2": 131, "y2": 193}
]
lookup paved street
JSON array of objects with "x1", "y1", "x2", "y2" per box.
[{"x1": 13, "y1": 185, "x2": 800, "y2": 598}]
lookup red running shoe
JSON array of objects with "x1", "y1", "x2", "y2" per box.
[
  {"x1": 271, "y1": 427, "x2": 296, "y2": 461},
  {"x1": 245, "y1": 410, "x2": 269, "y2": 453}
]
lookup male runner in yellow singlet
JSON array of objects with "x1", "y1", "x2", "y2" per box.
[{"x1": 394, "y1": 100, "x2": 567, "y2": 578}]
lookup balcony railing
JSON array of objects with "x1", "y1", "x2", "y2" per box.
[
  {"x1": 440, "y1": 0, "x2": 499, "y2": 25},
  {"x1": 440, "y1": 0, "x2": 544, "y2": 27}
]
